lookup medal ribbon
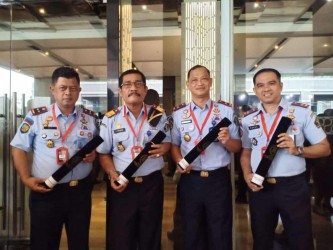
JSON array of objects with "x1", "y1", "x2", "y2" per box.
[
  {"x1": 260, "y1": 107, "x2": 283, "y2": 143},
  {"x1": 190, "y1": 100, "x2": 213, "y2": 136},
  {"x1": 124, "y1": 104, "x2": 147, "y2": 145},
  {"x1": 52, "y1": 104, "x2": 77, "y2": 143}
]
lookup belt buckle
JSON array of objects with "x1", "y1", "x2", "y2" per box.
[
  {"x1": 134, "y1": 177, "x2": 143, "y2": 183},
  {"x1": 266, "y1": 178, "x2": 276, "y2": 184},
  {"x1": 200, "y1": 171, "x2": 209, "y2": 177},
  {"x1": 69, "y1": 180, "x2": 79, "y2": 187}
]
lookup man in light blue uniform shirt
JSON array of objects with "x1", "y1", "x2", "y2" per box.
[
  {"x1": 11, "y1": 66, "x2": 98, "y2": 250},
  {"x1": 240, "y1": 68, "x2": 330, "y2": 250},
  {"x1": 97, "y1": 69, "x2": 171, "y2": 250},
  {"x1": 171, "y1": 65, "x2": 241, "y2": 250}
]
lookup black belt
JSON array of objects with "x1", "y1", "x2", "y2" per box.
[
  {"x1": 129, "y1": 170, "x2": 162, "y2": 184},
  {"x1": 190, "y1": 166, "x2": 229, "y2": 178},
  {"x1": 265, "y1": 172, "x2": 305, "y2": 185}
]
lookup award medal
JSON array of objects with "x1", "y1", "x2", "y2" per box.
[
  {"x1": 131, "y1": 146, "x2": 143, "y2": 159},
  {"x1": 54, "y1": 131, "x2": 59, "y2": 136},
  {"x1": 52, "y1": 104, "x2": 77, "y2": 165},
  {"x1": 56, "y1": 146, "x2": 69, "y2": 164},
  {"x1": 116, "y1": 123, "x2": 121, "y2": 128},
  {"x1": 147, "y1": 130, "x2": 152, "y2": 136},
  {"x1": 117, "y1": 142, "x2": 125, "y2": 152},
  {"x1": 195, "y1": 139, "x2": 205, "y2": 155},
  {"x1": 184, "y1": 133, "x2": 191, "y2": 142},
  {"x1": 260, "y1": 108, "x2": 283, "y2": 158},
  {"x1": 42, "y1": 133, "x2": 47, "y2": 139},
  {"x1": 124, "y1": 105, "x2": 147, "y2": 160},
  {"x1": 46, "y1": 139, "x2": 54, "y2": 148},
  {"x1": 189, "y1": 100, "x2": 214, "y2": 154}
]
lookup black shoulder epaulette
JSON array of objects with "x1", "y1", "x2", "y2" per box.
[
  {"x1": 291, "y1": 102, "x2": 309, "y2": 109},
  {"x1": 83, "y1": 108, "x2": 96, "y2": 117},
  {"x1": 217, "y1": 100, "x2": 232, "y2": 107},
  {"x1": 105, "y1": 108, "x2": 120, "y2": 118},
  {"x1": 244, "y1": 108, "x2": 259, "y2": 117},
  {"x1": 173, "y1": 102, "x2": 187, "y2": 111},
  {"x1": 148, "y1": 105, "x2": 165, "y2": 127},
  {"x1": 31, "y1": 106, "x2": 48, "y2": 116}
]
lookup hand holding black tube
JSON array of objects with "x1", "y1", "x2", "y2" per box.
[
  {"x1": 115, "y1": 131, "x2": 166, "y2": 186},
  {"x1": 251, "y1": 116, "x2": 292, "y2": 186},
  {"x1": 41, "y1": 135, "x2": 104, "y2": 189}
]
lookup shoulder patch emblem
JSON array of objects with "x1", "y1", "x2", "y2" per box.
[
  {"x1": 105, "y1": 108, "x2": 120, "y2": 118},
  {"x1": 217, "y1": 100, "x2": 232, "y2": 107},
  {"x1": 83, "y1": 108, "x2": 96, "y2": 117},
  {"x1": 31, "y1": 106, "x2": 48, "y2": 116},
  {"x1": 291, "y1": 102, "x2": 309, "y2": 108},
  {"x1": 243, "y1": 108, "x2": 259, "y2": 117},
  {"x1": 173, "y1": 102, "x2": 187, "y2": 111}
]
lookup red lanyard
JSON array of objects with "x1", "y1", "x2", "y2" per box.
[
  {"x1": 52, "y1": 104, "x2": 77, "y2": 143},
  {"x1": 260, "y1": 107, "x2": 282, "y2": 143},
  {"x1": 190, "y1": 100, "x2": 213, "y2": 136},
  {"x1": 124, "y1": 104, "x2": 147, "y2": 145}
]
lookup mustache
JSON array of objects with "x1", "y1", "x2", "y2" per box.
[{"x1": 128, "y1": 92, "x2": 140, "y2": 97}]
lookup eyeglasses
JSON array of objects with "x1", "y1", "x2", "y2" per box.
[
  {"x1": 57, "y1": 86, "x2": 80, "y2": 92},
  {"x1": 121, "y1": 81, "x2": 145, "y2": 89}
]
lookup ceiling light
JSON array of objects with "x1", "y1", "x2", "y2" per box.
[
  {"x1": 274, "y1": 45, "x2": 279, "y2": 50},
  {"x1": 142, "y1": 5, "x2": 147, "y2": 10},
  {"x1": 323, "y1": 44, "x2": 329, "y2": 47},
  {"x1": 39, "y1": 8, "x2": 45, "y2": 15},
  {"x1": 254, "y1": 2, "x2": 259, "y2": 8}
]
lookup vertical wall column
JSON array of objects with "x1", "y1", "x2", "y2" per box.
[
  {"x1": 107, "y1": 0, "x2": 120, "y2": 110},
  {"x1": 181, "y1": 0, "x2": 221, "y2": 102}
]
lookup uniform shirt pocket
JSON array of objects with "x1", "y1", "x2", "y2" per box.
[
  {"x1": 248, "y1": 129, "x2": 265, "y2": 149},
  {"x1": 113, "y1": 128, "x2": 130, "y2": 151}
]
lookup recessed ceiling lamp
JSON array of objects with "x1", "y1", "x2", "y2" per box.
[
  {"x1": 142, "y1": 5, "x2": 147, "y2": 10},
  {"x1": 39, "y1": 8, "x2": 45, "y2": 15}
]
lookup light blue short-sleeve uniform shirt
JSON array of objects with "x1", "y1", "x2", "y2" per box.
[
  {"x1": 171, "y1": 99, "x2": 240, "y2": 170},
  {"x1": 10, "y1": 104, "x2": 98, "y2": 183},
  {"x1": 241, "y1": 98, "x2": 327, "y2": 177},
  {"x1": 97, "y1": 104, "x2": 172, "y2": 177}
]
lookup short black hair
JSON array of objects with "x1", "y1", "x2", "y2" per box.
[
  {"x1": 119, "y1": 69, "x2": 146, "y2": 88},
  {"x1": 253, "y1": 68, "x2": 281, "y2": 85},
  {"x1": 51, "y1": 66, "x2": 80, "y2": 85},
  {"x1": 187, "y1": 65, "x2": 210, "y2": 79}
]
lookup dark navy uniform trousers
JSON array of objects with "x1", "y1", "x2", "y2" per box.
[
  {"x1": 29, "y1": 176, "x2": 92, "y2": 250},
  {"x1": 249, "y1": 172, "x2": 314, "y2": 250},
  {"x1": 179, "y1": 167, "x2": 232, "y2": 250},
  {"x1": 107, "y1": 170, "x2": 164, "y2": 250}
]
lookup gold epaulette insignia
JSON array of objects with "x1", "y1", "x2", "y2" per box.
[
  {"x1": 173, "y1": 102, "x2": 187, "y2": 111},
  {"x1": 244, "y1": 108, "x2": 259, "y2": 117},
  {"x1": 151, "y1": 104, "x2": 165, "y2": 114},
  {"x1": 31, "y1": 106, "x2": 48, "y2": 116},
  {"x1": 291, "y1": 102, "x2": 309, "y2": 108},
  {"x1": 83, "y1": 108, "x2": 96, "y2": 117},
  {"x1": 105, "y1": 108, "x2": 120, "y2": 118},
  {"x1": 217, "y1": 100, "x2": 232, "y2": 107}
]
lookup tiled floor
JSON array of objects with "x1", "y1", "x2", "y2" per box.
[{"x1": 59, "y1": 172, "x2": 333, "y2": 250}]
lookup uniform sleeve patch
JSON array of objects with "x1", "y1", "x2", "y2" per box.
[
  {"x1": 217, "y1": 100, "x2": 232, "y2": 107},
  {"x1": 243, "y1": 108, "x2": 259, "y2": 117},
  {"x1": 173, "y1": 102, "x2": 187, "y2": 111},
  {"x1": 31, "y1": 106, "x2": 48, "y2": 116},
  {"x1": 105, "y1": 108, "x2": 120, "y2": 118},
  {"x1": 291, "y1": 102, "x2": 309, "y2": 108}
]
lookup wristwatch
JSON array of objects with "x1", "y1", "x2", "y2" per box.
[{"x1": 296, "y1": 146, "x2": 304, "y2": 156}]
